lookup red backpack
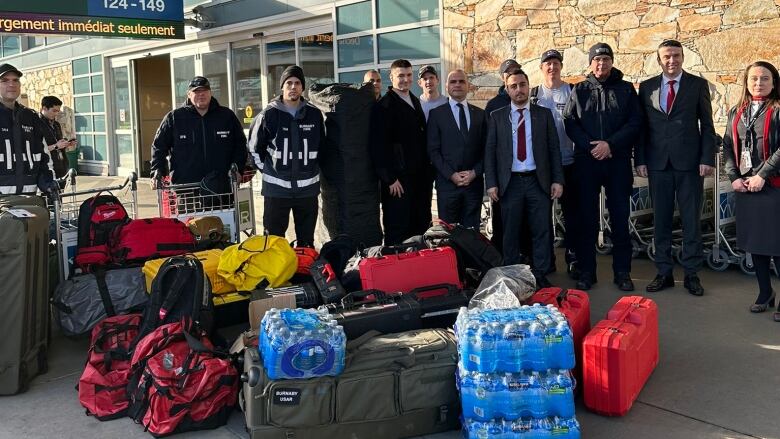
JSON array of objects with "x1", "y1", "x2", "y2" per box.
[
  {"x1": 126, "y1": 321, "x2": 237, "y2": 436},
  {"x1": 75, "y1": 193, "x2": 130, "y2": 271},
  {"x1": 110, "y1": 218, "x2": 195, "y2": 264},
  {"x1": 78, "y1": 313, "x2": 142, "y2": 420}
]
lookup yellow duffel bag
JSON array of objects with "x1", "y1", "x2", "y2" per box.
[
  {"x1": 143, "y1": 249, "x2": 236, "y2": 294},
  {"x1": 217, "y1": 234, "x2": 297, "y2": 291}
]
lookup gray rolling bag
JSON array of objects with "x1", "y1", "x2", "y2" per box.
[
  {"x1": 52, "y1": 267, "x2": 148, "y2": 336},
  {"x1": 0, "y1": 196, "x2": 50, "y2": 395},
  {"x1": 240, "y1": 328, "x2": 461, "y2": 438}
]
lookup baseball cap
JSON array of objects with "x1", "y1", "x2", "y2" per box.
[
  {"x1": 0, "y1": 63, "x2": 23, "y2": 78},
  {"x1": 499, "y1": 59, "x2": 521, "y2": 75},
  {"x1": 188, "y1": 76, "x2": 211, "y2": 91},
  {"x1": 540, "y1": 49, "x2": 563, "y2": 63},
  {"x1": 418, "y1": 65, "x2": 438, "y2": 79}
]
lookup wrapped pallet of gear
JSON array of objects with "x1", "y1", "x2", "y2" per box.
[{"x1": 308, "y1": 83, "x2": 383, "y2": 247}]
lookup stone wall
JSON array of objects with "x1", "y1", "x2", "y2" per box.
[
  {"x1": 18, "y1": 63, "x2": 76, "y2": 138},
  {"x1": 443, "y1": 0, "x2": 780, "y2": 127}
]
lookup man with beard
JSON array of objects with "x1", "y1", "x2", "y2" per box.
[
  {"x1": 370, "y1": 59, "x2": 431, "y2": 244},
  {"x1": 563, "y1": 43, "x2": 642, "y2": 291},
  {"x1": 248, "y1": 65, "x2": 326, "y2": 247}
]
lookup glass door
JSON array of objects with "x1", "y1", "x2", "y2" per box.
[
  {"x1": 109, "y1": 62, "x2": 137, "y2": 176},
  {"x1": 297, "y1": 31, "x2": 334, "y2": 89},
  {"x1": 172, "y1": 52, "x2": 196, "y2": 106},
  {"x1": 265, "y1": 38, "x2": 296, "y2": 101},
  {"x1": 232, "y1": 43, "x2": 263, "y2": 129}
]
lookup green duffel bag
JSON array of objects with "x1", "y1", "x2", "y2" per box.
[{"x1": 240, "y1": 328, "x2": 461, "y2": 439}]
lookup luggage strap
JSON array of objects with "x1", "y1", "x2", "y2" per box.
[{"x1": 94, "y1": 268, "x2": 117, "y2": 317}]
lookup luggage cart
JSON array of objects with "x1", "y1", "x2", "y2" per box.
[
  {"x1": 705, "y1": 153, "x2": 751, "y2": 273},
  {"x1": 50, "y1": 172, "x2": 139, "y2": 284},
  {"x1": 156, "y1": 165, "x2": 256, "y2": 244}
]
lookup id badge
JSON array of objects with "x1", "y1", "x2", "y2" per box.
[{"x1": 740, "y1": 149, "x2": 753, "y2": 174}]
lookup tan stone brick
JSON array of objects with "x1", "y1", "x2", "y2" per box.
[
  {"x1": 603, "y1": 12, "x2": 640, "y2": 31},
  {"x1": 722, "y1": 0, "x2": 778, "y2": 25},
  {"x1": 562, "y1": 46, "x2": 590, "y2": 76},
  {"x1": 472, "y1": 31, "x2": 515, "y2": 72},
  {"x1": 558, "y1": 6, "x2": 601, "y2": 36},
  {"x1": 528, "y1": 9, "x2": 558, "y2": 24},
  {"x1": 640, "y1": 5, "x2": 680, "y2": 24},
  {"x1": 445, "y1": 10, "x2": 476, "y2": 29},
  {"x1": 476, "y1": 21, "x2": 500, "y2": 32},
  {"x1": 696, "y1": 18, "x2": 780, "y2": 70},
  {"x1": 474, "y1": 0, "x2": 510, "y2": 25},
  {"x1": 443, "y1": 0, "x2": 462, "y2": 7},
  {"x1": 443, "y1": 28, "x2": 467, "y2": 74},
  {"x1": 554, "y1": 36, "x2": 578, "y2": 46},
  {"x1": 577, "y1": 0, "x2": 637, "y2": 17},
  {"x1": 618, "y1": 53, "x2": 646, "y2": 77},
  {"x1": 619, "y1": 21, "x2": 677, "y2": 52},
  {"x1": 499, "y1": 15, "x2": 529, "y2": 30},
  {"x1": 678, "y1": 13, "x2": 721, "y2": 31},
  {"x1": 584, "y1": 34, "x2": 618, "y2": 52},
  {"x1": 515, "y1": 28, "x2": 555, "y2": 62},
  {"x1": 513, "y1": 0, "x2": 558, "y2": 9}
]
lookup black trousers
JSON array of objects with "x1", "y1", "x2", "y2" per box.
[
  {"x1": 381, "y1": 173, "x2": 433, "y2": 245},
  {"x1": 263, "y1": 196, "x2": 318, "y2": 246},
  {"x1": 574, "y1": 156, "x2": 633, "y2": 276},
  {"x1": 753, "y1": 254, "x2": 780, "y2": 300},
  {"x1": 436, "y1": 180, "x2": 483, "y2": 229},
  {"x1": 649, "y1": 167, "x2": 703, "y2": 276},
  {"x1": 500, "y1": 173, "x2": 551, "y2": 274}
]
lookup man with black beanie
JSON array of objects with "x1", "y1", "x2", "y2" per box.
[
  {"x1": 248, "y1": 65, "x2": 326, "y2": 246},
  {"x1": 563, "y1": 43, "x2": 642, "y2": 291}
]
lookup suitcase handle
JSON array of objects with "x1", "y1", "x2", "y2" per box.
[
  {"x1": 408, "y1": 283, "x2": 459, "y2": 301},
  {"x1": 340, "y1": 289, "x2": 388, "y2": 307},
  {"x1": 556, "y1": 288, "x2": 569, "y2": 305}
]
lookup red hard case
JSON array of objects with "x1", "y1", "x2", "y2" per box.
[
  {"x1": 528, "y1": 287, "x2": 591, "y2": 381},
  {"x1": 583, "y1": 296, "x2": 659, "y2": 416},
  {"x1": 358, "y1": 247, "x2": 462, "y2": 293}
]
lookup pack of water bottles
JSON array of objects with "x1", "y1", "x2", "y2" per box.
[
  {"x1": 260, "y1": 308, "x2": 346, "y2": 380},
  {"x1": 456, "y1": 305, "x2": 575, "y2": 372},
  {"x1": 455, "y1": 305, "x2": 580, "y2": 439},
  {"x1": 463, "y1": 417, "x2": 581, "y2": 439}
]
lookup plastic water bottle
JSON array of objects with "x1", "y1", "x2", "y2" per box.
[
  {"x1": 544, "y1": 370, "x2": 575, "y2": 418},
  {"x1": 525, "y1": 321, "x2": 547, "y2": 371},
  {"x1": 463, "y1": 419, "x2": 504, "y2": 439},
  {"x1": 546, "y1": 320, "x2": 575, "y2": 370},
  {"x1": 475, "y1": 324, "x2": 497, "y2": 372},
  {"x1": 550, "y1": 417, "x2": 581, "y2": 439}
]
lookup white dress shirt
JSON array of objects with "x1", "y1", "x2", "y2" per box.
[
  {"x1": 510, "y1": 101, "x2": 535, "y2": 172},
  {"x1": 660, "y1": 72, "x2": 682, "y2": 113},
  {"x1": 449, "y1": 98, "x2": 471, "y2": 131}
]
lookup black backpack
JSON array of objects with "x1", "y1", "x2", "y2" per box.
[
  {"x1": 424, "y1": 221, "x2": 503, "y2": 277},
  {"x1": 136, "y1": 255, "x2": 214, "y2": 343},
  {"x1": 318, "y1": 235, "x2": 359, "y2": 278}
]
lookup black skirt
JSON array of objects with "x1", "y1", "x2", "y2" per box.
[{"x1": 735, "y1": 185, "x2": 780, "y2": 256}]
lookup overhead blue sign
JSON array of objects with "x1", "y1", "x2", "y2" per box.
[{"x1": 87, "y1": 0, "x2": 183, "y2": 22}]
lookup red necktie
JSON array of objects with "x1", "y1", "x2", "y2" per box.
[
  {"x1": 666, "y1": 80, "x2": 676, "y2": 114},
  {"x1": 517, "y1": 109, "x2": 526, "y2": 162}
]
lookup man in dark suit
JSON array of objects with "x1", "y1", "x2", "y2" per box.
[
  {"x1": 485, "y1": 67, "x2": 564, "y2": 287},
  {"x1": 427, "y1": 69, "x2": 486, "y2": 228},
  {"x1": 636, "y1": 40, "x2": 717, "y2": 296},
  {"x1": 370, "y1": 59, "x2": 432, "y2": 244}
]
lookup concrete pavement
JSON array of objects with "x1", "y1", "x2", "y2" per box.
[{"x1": 1, "y1": 175, "x2": 778, "y2": 439}]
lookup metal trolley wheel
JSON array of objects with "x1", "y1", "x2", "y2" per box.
[
  {"x1": 739, "y1": 254, "x2": 756, "y2": 276},
  {"x1": 706, "y1": 248, "x2": 730, "y2": 272},
  {"x1": 646, "y1": 240, "x2": 656, "y2": 261},
  {"x1": 631, "y1": 238, "x2": 642, "y2": 259},
  {"x1": 596, "y1": 233, "x2": 613, "y2": 255}
]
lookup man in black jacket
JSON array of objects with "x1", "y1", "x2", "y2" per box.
[
  {"x1": 370, "y1": 59, "x2": 432, "y2": 245},
  {"x1": 563, "y1": 43, "x2": 642, "y2": 291},
  {"x1": 39, "y1": 95, "x2": 74, "y2": 182},
  {"x1": 150, "y1": 76, "x2": 247, "y2": 191},
  {"x1": 248, "y1": 65, "x2": 326, "y2": 246},
  {"x1": 0, "y1": 63, "x2": 55, "y2": 195}
]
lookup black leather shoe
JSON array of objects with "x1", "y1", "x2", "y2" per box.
[
  {"x1": 684, "y1": 275, "x2": 704, "y2": 296},
  {"x1": 614, "y1": 272, "x2": 635, "y2": 292},
  {"x1": 646, "y1": 274, "x2": 675, "y2": 293},
  {"x1": 535, "y1": 275, "x2": 552, "y2": 289},
  {"x1": 576, "y1": 272, "x2": 596, "y2": 290}
]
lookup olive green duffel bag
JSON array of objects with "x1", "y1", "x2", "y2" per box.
[{"x1": 239, "y1": 328, "x2": 461, "y2": 439}]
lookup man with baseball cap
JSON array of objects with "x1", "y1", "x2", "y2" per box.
[
  {"x1": 418, "y1": 65, "x2": 448, "y2": 121},
  {"x1": 248, "y1": 65, "x2": 326, "y2": 246},
  {"x1": 528, "y1": 49, "x2": 578, "y2": 277},
  {"x1": 0, "y1": 63, "x2": 56, "y2": 195},
  {"x1": 563, "y1": 43, "x2": 642, "y2": 291},
  {"x1": 485, "y1": 58, "x2": 522, "y2": 253},
  {"x1": 151, "y1": 75, "x2": 247, "y2": 196}
]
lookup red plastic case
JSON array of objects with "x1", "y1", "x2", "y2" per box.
[
  {"x1": 583, "y1": 296, "x2": 659, "y2": 416},
  {"x1": 528, "y1": 287, "x2": 591, "y2": 382},
  {"x1": 358, "y1": 247, "x2": 462, "y2": 293}
]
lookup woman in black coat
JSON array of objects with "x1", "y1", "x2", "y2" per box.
[{"x1": 722, "y1": 60, "x2": 780, "y2": 321}]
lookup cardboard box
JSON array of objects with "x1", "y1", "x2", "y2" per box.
[{"x1": 248, "y1": 291, "x2": 296, "y2": 331}]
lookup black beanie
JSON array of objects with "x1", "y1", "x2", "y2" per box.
[
  {"x1": 280, "y1": 65, "x2": 305, "y2": 89},
  {"x1": 588, "y1": 43, "x2": 614, "y2": 64}
]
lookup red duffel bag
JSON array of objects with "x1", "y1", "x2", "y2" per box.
[
  {"x1": 110, "y1": 218, "x2": 195, "y2": 265},
  {"x1": 78, "y1": 313, "x2": 142, "y2": 420},
  {"x1": 128, "y1": 324, "x2": 238, "y2": 437}
]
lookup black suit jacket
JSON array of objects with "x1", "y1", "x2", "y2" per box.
[
  {"x1": 485, "y1": 103, "x2": 564, "y2": 196},
  {"x1": 427, "y1": 101, "x2": 487, "y2": 191},
  {"x1": 636, "y1": 71, "x2": 717, "y2": 171}
]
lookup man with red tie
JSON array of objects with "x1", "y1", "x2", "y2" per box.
[
  {"x1": 485, "y1": 66, "x2": 564, "y2": 288},
  {"x1": 636, "y1": 40, "x2": 717, "y2": 296}
]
